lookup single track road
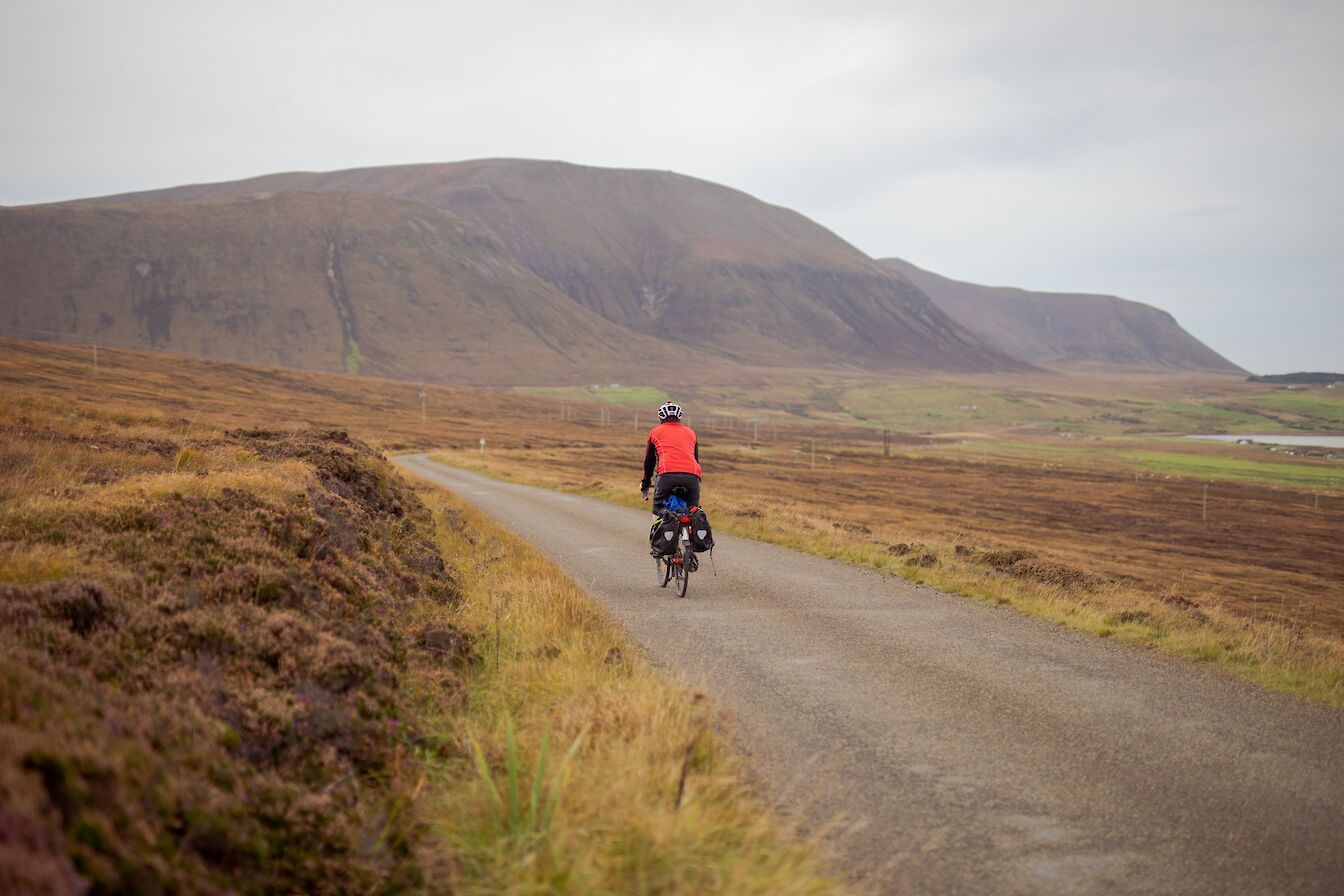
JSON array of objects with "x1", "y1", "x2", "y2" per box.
[{"x1": 396, "y1": 455, "x2": 1344, "y2": 895}]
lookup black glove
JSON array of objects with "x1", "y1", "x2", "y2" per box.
[{"x1": 640, "y1": 479, "x2": 650, "y2": 500}]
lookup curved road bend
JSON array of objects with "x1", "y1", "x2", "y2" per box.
[{"x1": 395, "y1": 455, "x2": 1344, "y2": 895}]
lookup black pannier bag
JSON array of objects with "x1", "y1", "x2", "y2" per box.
[
  {"x1": 649, "y1": 509, "x2": 680, "y2": 556},
  {"x1": 688, "y1": 506, "x2": 714, "y2": 553}
]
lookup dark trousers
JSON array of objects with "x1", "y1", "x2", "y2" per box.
[{"x1": 652, "y1": 472, "x2": 701, "y2": 513}]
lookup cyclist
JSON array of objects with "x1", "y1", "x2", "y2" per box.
[{"x1": 640, "y1": 402, "x2": 701, "y2": 513}]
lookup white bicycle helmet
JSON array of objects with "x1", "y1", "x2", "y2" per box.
[{"x1": 657, "y1": 402, "x2": 683, "y2": 422}]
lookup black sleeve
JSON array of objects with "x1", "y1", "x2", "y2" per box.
[
  {"x1": 642, "y1": 439, "x2": 657, "y2": 486},
  {"x1": 694, "y1": 439, "x2": 699, "y2": 462}
]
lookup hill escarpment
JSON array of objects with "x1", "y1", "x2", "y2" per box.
[
  {"x1": 58, "y1": 160, "x2": 1025, "y2": 374},
  {"x1": 0, "y1": 190, "x2": 701, "y2": 384},
  {"x1": 882, "y1": 257, "x2": 1242, "y2": 373}
]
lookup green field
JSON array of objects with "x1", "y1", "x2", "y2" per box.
[
  {"x1": 1123, "y1": 450, "x2": 1344, "y2": 489},
  {"x1": 1250, "y1": 393, "x2": 1344, "y2": 428},
  {"x1": 931, "y1": 437, "x2": 1343, "y2": 491}
]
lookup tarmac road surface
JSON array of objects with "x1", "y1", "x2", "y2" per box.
[{"x1": 396, "y1": 455, "x2": 1344, "y2": 895}]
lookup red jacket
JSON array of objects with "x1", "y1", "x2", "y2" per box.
[{"x1": 643, "y1": 421, "x2": 701, "y2": 480}]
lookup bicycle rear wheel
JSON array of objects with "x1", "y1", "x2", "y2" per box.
[
  {"x1": 656, "y1": 556, "x2": 672, "y2": 587},
  {"x1": 675, "y1": 545, "x2": 690, "y2": 598}
]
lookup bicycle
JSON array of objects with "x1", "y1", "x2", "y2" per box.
[
  {"x1": 651, "y1": 487, "x2": 698, "y2": 598},
  {"x1": 654, "y1": 510, "x2": 698, "y2": 597}
]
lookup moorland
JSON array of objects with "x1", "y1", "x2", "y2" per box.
[
  {"x1": 0, "y1": 337, "x2": 842, "y2": 894},
  {"x1": 5, "y1": 337, "x2": 1342, "y2": 705},
  {"x1": 2, "y1": 325, "x2": 1340, "y2": 894}
]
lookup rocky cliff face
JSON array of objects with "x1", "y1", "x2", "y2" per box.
[{"x1": 881, "y1": 257, "x2": 1243, "y2": 373}]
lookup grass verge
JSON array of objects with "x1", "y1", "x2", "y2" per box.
[
  {"x1": 405, "y1": 484, "x2": 845, "y2": 894},
  {"x1": 428, "y1": 451, "x2": 1344, "y2": 710}
]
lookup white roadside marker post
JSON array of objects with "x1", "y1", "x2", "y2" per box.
[
  {"x1": 480, "y1": 438, "x2": 486, "y2": 457},
  {"x1": 418, "y1": 389, "x2": 427, "y2": 426}
]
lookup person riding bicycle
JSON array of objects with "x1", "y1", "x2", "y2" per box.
[{"x1": 641, "y1": 402, "x2": 701, "y2": 513}]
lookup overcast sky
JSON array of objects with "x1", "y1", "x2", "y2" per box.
[{"x1": 3, "y1": 0, "x2": 1340, "y2": 372}]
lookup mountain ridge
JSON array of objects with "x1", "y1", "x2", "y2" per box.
[
  {"x1": 59, "y1": 159, "x2": 1023, "y2": 374},
  {"x1": 881, "y1": 257, "x2": 1243, "y2": 373},
  {"x1": 2, "y1": 159, "x2": 1238, "y2": 382}
]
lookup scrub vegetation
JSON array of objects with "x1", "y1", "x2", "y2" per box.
[
  {"x1": 0, "y1": 340, "x2": 846, "y2": 895},
  {"x1": 0, "y1": 406, "x2": 460, "y2": 893}
]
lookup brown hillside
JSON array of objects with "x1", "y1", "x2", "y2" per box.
[
  {"x1": 0, "y1": 190, "x2": 712, "y2": 385},
  {"x1": 881, "y1": 257, "x2": 1242, "y2": 373},
  {"x1": 72, "y1": 160, "x2": 1027, "y2": 373}
]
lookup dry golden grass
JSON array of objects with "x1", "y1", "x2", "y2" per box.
[{"x1": 408, "y1": 487, "x2": 846, "y2": 895}]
